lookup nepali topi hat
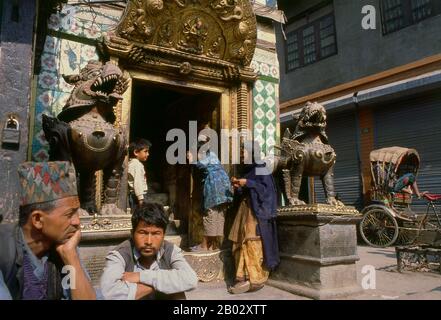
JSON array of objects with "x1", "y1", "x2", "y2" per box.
[{"x1": 18, "y1": 161, "x2": 78, "y2": 206}]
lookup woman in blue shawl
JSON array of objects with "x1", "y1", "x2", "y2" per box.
[
  {"x1": 188, "y1": 135, "x2": 233, "y2": 252},
  {"x1": 228, "y1": 141, "x2": 280, "y2": 294}
]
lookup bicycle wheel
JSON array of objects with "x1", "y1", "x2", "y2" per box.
[{"x1": 359, "y1": 208, "x2": 399, "y2": 247}]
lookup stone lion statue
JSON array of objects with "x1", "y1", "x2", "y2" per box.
[
  {"x1": 42, "y1": 60, "x2": 130, "y2": 215},
  {"x1": 278, "y1": 102, "x2": 343, "y2": 206}
]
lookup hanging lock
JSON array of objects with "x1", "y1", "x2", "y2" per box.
[{"x1": 2, "y1": 116, "x2": 20, "y2": 146}]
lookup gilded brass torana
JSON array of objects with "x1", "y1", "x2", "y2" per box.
[{"x1": 103, "y1": 0, "x2": 258, "y2": 85}]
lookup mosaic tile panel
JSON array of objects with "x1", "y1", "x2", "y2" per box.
[
  {"x1": 30, "y1": 5, "x2": 120, "y2": 161},
  {"x1": 47, "y1": 5, "x2": 120, "y2": 38},
  {"x1": 253, "y1": 79, "x2": 277, "y2": 155},
  {"x1": 251, "y1": 47, "x2": 280, "y2": 81},
  {"x1": 251, "y1": 46, "x2": 280, "y2": 156}
]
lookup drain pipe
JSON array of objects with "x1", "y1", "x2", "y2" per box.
[{"x1": 352, "y1": 91, "x2": 366, "y2": 209}]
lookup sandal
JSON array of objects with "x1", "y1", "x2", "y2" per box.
[
  {"x1": 228, "y1": 281, "x2": 250, "y2": 294},
  {"x1": 249, "y1": 283, "x2": 265, "y2": 292}
]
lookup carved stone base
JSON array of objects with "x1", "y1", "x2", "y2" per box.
[
  {"x1": 269, "y1": 206, "x2": 363, "y2": 300},
  {"x1": 277, "y1": 203, "x2": 359, "y2": 215},
  {"x1": 80, "y1": 215, "x2": 132, "y2": 241},
  {"x1": 183, "y1": 250, "x2": 224, "y2": 282},
  {"x1": 99, "y1": 204, "x2": 127, "y2": 216}
]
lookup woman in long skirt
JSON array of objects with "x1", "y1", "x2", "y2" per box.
[{"x1": 228, "y1": 143, "x2": 280, "y2": 294}]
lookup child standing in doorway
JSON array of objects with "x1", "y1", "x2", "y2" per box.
[{"x1": 128, "y1": 139, "x2": 152, "y2": 212}]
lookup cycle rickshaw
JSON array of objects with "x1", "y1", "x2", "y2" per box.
[{"x1": 359, "y1": 146, "x2": 441, "y2": 248}]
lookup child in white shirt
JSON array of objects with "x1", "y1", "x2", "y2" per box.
[{"x1": 128, "y1": 139, "x2": 151, "y2": 211}]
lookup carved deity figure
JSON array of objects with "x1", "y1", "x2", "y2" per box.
[
  {"x1": 42, "y1": 60, "x2": 130, "y2": 215},
  {"x1": 146, "y1": 0, "x2": 164, "y2": 14},
  {"x1": 278, "y1": 102, "x2": 343, "y2": 207},
  {"x1": 179, "y1": 17, "x2": 208, "y2": 54},
  {"x1": 159, "y1": 22, "x2": 174, "y2": 47},
  {"x1": 208, "y1": 36, "x2": 223, "y2": 58},
  {"x1": 211, "y1": 0, "x2": 243, "y2": 21},
  {"x1": 124, "y1": 9, "x2": 153, "y2": 38}
]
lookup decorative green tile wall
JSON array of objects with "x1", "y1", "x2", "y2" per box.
[
  {"x1": 31, "y1": 5, "x2": 120, "y2": 161},
  {"x1": 250, "y1": 47, "x2": 280, "y2": 156}
]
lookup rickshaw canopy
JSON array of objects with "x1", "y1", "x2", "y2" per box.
[{"x1": 370, "y1": 147, "x2": 420, "y2": 173}]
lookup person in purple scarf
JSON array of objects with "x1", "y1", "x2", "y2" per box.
[
  {"x1": 0, "y1": 161, "x2": 96, "y2": 300},
  {"x1": 228, "y1": 141, "x2": 280, "y2": 294}
]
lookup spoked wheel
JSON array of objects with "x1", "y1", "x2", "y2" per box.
[{"x1": 359, "y1": 208, "x2": 399, "y2": 247}]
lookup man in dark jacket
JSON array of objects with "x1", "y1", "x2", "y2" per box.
[{"x1": 0, "y1": 161, "x2": 96, "y2": 300}]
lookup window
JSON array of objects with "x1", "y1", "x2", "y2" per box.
[
  {"x1": 381, "y1": 0, "x2": 441, "y2": 34},
  {"x1": 286, "y1": 13, "x2": 337, "y2": 72}
]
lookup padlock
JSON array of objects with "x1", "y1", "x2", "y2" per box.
[{"x1": 2, "y1": 116, "x2": 20, "y2": 145}]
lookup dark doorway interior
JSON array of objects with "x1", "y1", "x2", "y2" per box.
[{"x1": 130, "y1": 80, "x2": 220, "y2": 235}]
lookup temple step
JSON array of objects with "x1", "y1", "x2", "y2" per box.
[{"x1": 145, "y1": 193, "x2": 169, "y2": 206}]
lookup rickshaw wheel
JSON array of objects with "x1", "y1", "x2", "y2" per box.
[{"x1": 359, "y1": 208, "x2": 399, "y2": 247}]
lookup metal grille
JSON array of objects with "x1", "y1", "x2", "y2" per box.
[
  {"x1": 314, "y1": 110, "x2": 363, "y2": 209},
  {"x1": 381, "y1": 0, "x2": 441, "y2": 34},
  {"x1": 286, "y1": 32, "x2": 299, "y2": 70},
  {"x1": 286, "y1": 13, "x2": 337, "y2": 72},
  {"x1": 382, "y1": 0, "x2": 405, "y2": 34},
  {"x1": 374, "y1": 92, "x2": 441, "y2": 213}
]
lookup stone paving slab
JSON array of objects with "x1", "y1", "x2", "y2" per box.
[
  {"x1": 186, "y1": 280, "x2": 307, "y2": 300},
  {"x1": 187, "y1": 245, "x2": 441, "y2": 300}
]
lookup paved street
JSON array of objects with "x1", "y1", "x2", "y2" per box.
[
  {"x1": 187, "y1": 245, "x2": 441, "y2": 300},
  {"x1": 350, "y1": 245, "x2": 441, "y2": 300}
]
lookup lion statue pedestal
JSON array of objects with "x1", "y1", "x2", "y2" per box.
[
  {"x1": 272, "y1": 102, "x2": 362, "y2": 299},
  {"x1": 268, "y1": 206, "x2": 362, "y2": 300}
]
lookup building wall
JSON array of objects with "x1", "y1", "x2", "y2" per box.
[
  {"x1": 0, "y1": 0, "x2": 36, "y2": 223},
  {"x1": 277, "y1": 0, "x2": 441, "y2": 208},
  {"x1": 276, "y1": 0, "x2": 441, "y2": 102}
]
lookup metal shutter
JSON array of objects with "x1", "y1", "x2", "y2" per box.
[
  {"x1": 314, "y1": 109, "x2": 363, "y2": 209},
  {"x1": 374, "y1": 92, "x2": 441, "y2": 213}
]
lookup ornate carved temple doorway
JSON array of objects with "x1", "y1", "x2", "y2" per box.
[
  {"x1": 95, "y1": 0, "x2": 258, "y2": 248},
  {"x1": 129, "y1": 78, "x2": 224, "y2": 246}
]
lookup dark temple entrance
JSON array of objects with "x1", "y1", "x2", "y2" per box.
[{"x1": 130, "y1": 80, "x2": 221, "y2": 246}]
